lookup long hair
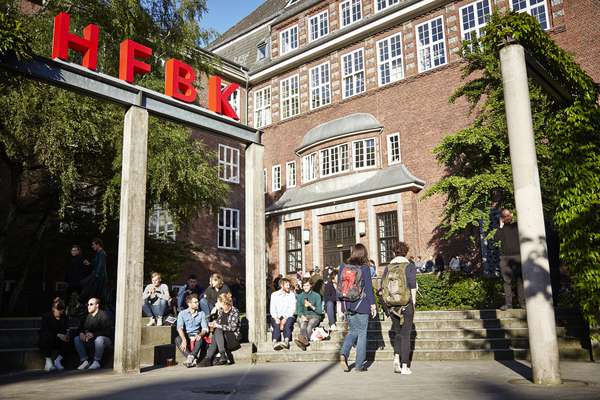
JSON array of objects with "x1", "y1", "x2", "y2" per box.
[{"x1": 347, "y1": 243, "x2": 370, "y2": 266}]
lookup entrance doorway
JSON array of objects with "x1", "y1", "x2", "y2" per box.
[{"x1": 322, "y1": 219, "x2": 355, "y2": 268}]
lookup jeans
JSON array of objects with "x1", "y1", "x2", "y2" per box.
[
  {"x1": 200, "y1": 298, "x2": 214, "y2": 316},
  {"x1": 299, "y1": 316, "x2": 320, "y2": 339},
  {"x1": 325, "y1": 300, "x2": 336, "y2": 326},
  {"x1": 500, "y1": 255, "x2": 525, "y2": 307},
  {"x1": 175, "y1": 333, "x2": 204, "y2": 359},
  {"x1": 390, "y1": 303, "x2": 414, "y2": 364},
  {"x1": 74, "y1": 335, "x2": 112, "y2": 362},
  {"x1": 271, "y1": 317, "x2": 295, "y2": 341},
  {"x1": 341, "y1": 313, "x2": 369, "y2": 370},
  {"x1": 142, "y1": 298, "x2": 169, "y2": 318}
]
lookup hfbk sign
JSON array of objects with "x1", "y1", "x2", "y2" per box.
[{"x1": 52, "y1": 12, "x2": 240, "y2": 120}]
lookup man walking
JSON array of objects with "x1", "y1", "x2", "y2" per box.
[
  {"x1": 269, "y1": 278, "x2": 296, "y2": 350},
  {"x1": 74, "y1": 297, "x2": 113, "y2": 370},
  {"x1": 495, "y1": 209, "x2": 525, "y2": 309}
]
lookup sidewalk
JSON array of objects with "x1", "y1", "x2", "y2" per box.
[{"x1": 0, "y1": 361, "x2": 598, "y2": 400}]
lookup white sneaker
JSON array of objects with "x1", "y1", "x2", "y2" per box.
[
  {"x1": 54, "y1": 356, "x2": 64, "y2": 371},
  {"x1": 88, "y1": 360, "x2": 101, "y2": 370},
  {"x1": 77, "y1": 360, "x2": 90, "y2": 370},
  {"x1": 400, "y1": 366, "x2": 412, "y2": 375},
  {"x1": 393, "y1": 360, "x2": 401, "y2": 373},
  {"x1": 184, "y1": 354, "x2": 196, "y2": 367},
  {"x1": 156, "y1": 316, "x2": 163, "y2": 326},
  {"x1": 330, "y1": 324, "x2": 337, "y2": 331},
  {"x1": 44, "y1": 358, "x2": 56, "y2": 372},
  {"x1": 146, "y1": 317, "x2": 156, "y2": 326}
]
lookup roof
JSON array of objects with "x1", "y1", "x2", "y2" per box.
[
  {"x1": 266, "y1": 164, "x2": 425, "y2": 214},
  {"x1": 297, "y1": 113, "x2": 383, "y2": 153}
]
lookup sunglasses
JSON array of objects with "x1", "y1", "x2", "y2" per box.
[{"x1": 87, "y1": 303, "x2": 96, "y2": 306}]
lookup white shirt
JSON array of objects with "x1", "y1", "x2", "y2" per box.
[{"x1": 270, "y1": 289, "x2": 296, "y2": 319}]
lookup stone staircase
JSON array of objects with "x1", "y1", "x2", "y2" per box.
[{"x1": 255, "y1": 309, "x2": 593, "y2": 363}]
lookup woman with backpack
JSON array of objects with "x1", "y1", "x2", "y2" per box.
[
  {"x1": 380, "y1": 241, "x2": 417, "y2": 375},
  {"x1": 338, "y1": 243, "x2": 377, "y2": 372}
]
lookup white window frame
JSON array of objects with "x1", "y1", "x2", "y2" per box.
[
  {"x1": 254, "y1": 86, "x2": 271, "y2": 128},
  {"x1": 416, "y1": 16, "x2": 447, "y2": 73},
  {"x1": 302, "y1": 152, "x2": 318, "y2": 183},
  {"x1": 280, "y1": 75, "x2": 300, "y2": 120},
  {"x1": 374, "y1": 0, "x2": 400, "y2": 13},
  {"x1": 148, "y1": 206, "x2": 176, "y2": 241},
  {"x1": 339, "y1": 0, "x2": 362, "y2": 28},
  {"x1": 272, "y1": 164, "x2": 281, "y2": 191},
  {"x1": 218, "y1": 144, "x2": 240, "y2": 183},
  {"x1": 257, "y1": 42, "x2": 268, "y2": 60},
  {"x1": 218, "y1": 207, "x2": 240, "y2": 250},
  {"x1": 353, "y1": 138, "x2": 377, "y2": 170},
  {"x1": 308, "y1": 10, "x2": 329, "y2": 42},
  {"x1": 387, "y1": 132, "x2": 401, "y2": 165},
  {"x1": 341, "y1": 48, "x2": 365, "y2": 99},
  {"x1": 459, "y1": 0, "x2": 491, "y2": 42},
  {"x1": 286, "y1": 161, "x2": 297, "y2": 188},
  {"x1": 320, "y1": 144, "x2": 349, "y2": 177},
  {"x1": 377, "y1": 33, "x2": 404, "y2": 86},
  {"x1": 509, "y1": 0, "x2": 550, "y2": 30},
  {"x1": 280, "y1": 24, "x2": 299, "y2": 55},
  {"x1": 309, "y1": 62, "x2": 331, "y2": 110}
]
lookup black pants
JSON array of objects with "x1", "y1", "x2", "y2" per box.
[
  {"x1": 175, "y1": 334, "x2": 204, "y2": 359},
  {"x1": 206, "y1": 328, "x2": 239, "y2": 360},
  {"x1": 39, "y1": 333, "x2": 70, "y2": 358},
  {"x1": 390, "y1": 303, "x2": 414, "y2": 364}
]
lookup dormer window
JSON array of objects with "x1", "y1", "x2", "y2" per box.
[{"x1": 257, "y1": 42, "x2": 268, "y2": 60}]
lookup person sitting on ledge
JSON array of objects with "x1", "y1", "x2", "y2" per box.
[
  {"x1": 200, "y1": 273, "x2": 231, "y2": 316},
  {"x1": 176, "y1": 293, "x2": 209, "y2": 368},
  {"x1": 142, "y1": 272, "x2": 171, "y2": 326},
  {"x1": 198, "y1": 293, "x2": 241, "y2": 367},
  {"x1": 269, "y1": 277, "x2": 296, "y2": 350},
  {"x1": 74, "y1": 297, "x2": 113, "y2": 370},
  {"x1": 294, "y1": 278, "x2": 323, "y2": 351},
  {"x1": 40, "y1": 298, "x2": 70, "y2": 372}
]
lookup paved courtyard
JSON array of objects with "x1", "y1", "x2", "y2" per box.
[{"x1": 0, "y1": 361, "x2": 599, "y2": 400}]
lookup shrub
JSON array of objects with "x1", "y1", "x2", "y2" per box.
[{"x1": 416, "y1": 272, "x2": 503, "y2": 310}]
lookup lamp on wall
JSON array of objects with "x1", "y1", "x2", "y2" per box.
[
  {"x1": 358, "y1": 220, "x2": 367, "y2": 237},
  {"x1": 302, "y1": 229, "x2": 310, "y2": 244}
]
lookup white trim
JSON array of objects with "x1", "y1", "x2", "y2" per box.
[
  {"x1": 341, "y1": 48, "x2": 365, "y2": 99},
  {"x1": 309, "y1": 61, "x2": 331, "y2": 110},
  {"x1": 416, "y1": 15, "x2": 447, "y2": 73},
  {"x1": 386, "y1": 132, "x2": 401, "y2": 165},
  {"x1": 217, "y1": 207, "x2": 240, "y2": 250},
  {"x1": 218, "y1": 144, "x2": 240, "y2": 184},
  {"x1": 339, "y1": 0, "x2": 363, "y2": 28},
  {"x1": 286, "y1": 160, "x2": 297, "y2": 188},
  {"x1": 376, "y1": 32, "x2": 404, "y2": 87},
  {"x1": 280, "y1": 74, "x2": 300, "y2": 120},
  {"x1": 320, "y1": 143, "x2": 350, "y2": 177},
  {"x1": 296, "y1": 127, "x2": 383, "y2": 155},
  {"x1": 272, "y1": 164, "x2": 282, "y2": 191},
  {"x1": 508, "y1": 0, "x2": 551, "y2": 30},
  {"x1": 302, "y1": 152, "x2": 318, "y2": 183},
  {"x1": 308, "y1": 10, "x2": 329, "y2": 42},
  {"x1": 254, "y1": 86, "x2": 272, "y2": 128},
  {"x1": 374, "y1": 0, "x2": 401, "y2": 13},
  {"x1": 280, "y1": 24, "x2": 299, "y2": 55},
  {"x1": 459, "y1": 0, "x2": 491, "y2": 42},
  {"x1": 212, "y1": 18, "x2": 277, "y2": 52},
  {"x1": 352, "y1": 137, "x2": 377, "y2": 171}
]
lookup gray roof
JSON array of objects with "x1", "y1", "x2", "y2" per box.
[
  {"x1": 297, "y1": 113, "x2": 383, "y2": 153},
  {"x1": 212, "y1": 25, "x2": 272, "y2": 72},
  {"x1": 266, "y1": 164, "x2": 425, "y2": 214}
]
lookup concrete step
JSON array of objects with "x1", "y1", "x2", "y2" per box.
[
  {"x1": 0, "y1": 328, "x2": 40, "y2": 349},
  {"x1": 141, "y1": 325, "x2": 174, "y2": 346},
  {"x1": 0, "y1": 318, "x2": 41, "y2": 329},
  {"x1": 140, "y1": 342, "x2": 254, "y2": 367}
]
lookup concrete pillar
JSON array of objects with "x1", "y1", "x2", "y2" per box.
[
  {"x1": 113, "y1": 106, "x2": 149, "y2": 374},
  {"x1": 499, "y1": 43, "x2": 561, "y2": 385},
  {"x1": 245, "y1": 143, "x2": 266, "y2": 344}
]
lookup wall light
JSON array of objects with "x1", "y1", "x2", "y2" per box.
[
  {"x1": 358, "y1": 220, "x2": 367, "y2": 236},
  {"x1": 302, "y1": 229, "x2": 310, "y2": 244}
]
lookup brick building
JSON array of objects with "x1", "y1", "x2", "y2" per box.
[{"x1": 208, "y1": 0, "x2": 600, "y2": 278}]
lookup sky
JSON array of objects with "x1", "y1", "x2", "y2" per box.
[{"x1": 202, "y1": 0, "x2": 265, "y2": 34}]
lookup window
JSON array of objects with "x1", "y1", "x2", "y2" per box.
[
  {"x1": 221, "y1": 83, "x2": 240, "y2": 117},
  {"x1": 286, "y1": 161, "x2": 296, "y2": 188},
  {"x1": 340, "y1": 0, "x2": 362, "y2": 28},
  {"x1": 257, "y1": 42, "x2": 268, "y2": 60},
  {"x1": 254, "y1": 86, "x2": 271, "y2": 128},
  {"x1": 377, "y1": 33, "x2": 404, "y2": 86},
  {"x1": 353, "y1": 138, "x2": 376, "y2": 170},
  {"x1": 148, "y1": 206, "x2": 175, "y2": 240},
  {"x1": 387, "y1": 133, "x2": 401, "y2": 165},
  {"x1": 320, "y1": 144, "x2": 349, "y2": 177},
  {"x1": 280, "y1": 75, "x2": 300, "y2": 119},
  {"x1": 218, "y1": 144, "x2": 240, "y2": 183},
  {"x1": 310, "y1": 62, "x2": 331, "y2": 109},
  {"x1": 377, "y1": 211, "x2": 399, "y2": 264},
  {"x1": 342, "y1": 48, "x2": 365, "y2": 98},
  {"x1": 460, "y1": 0, "x2": 491, "y2": 42},
  {"x1": 280, "y1": 25, "x2": 298, "y2": 54},
  {"x1": 302, "y1": 152, "x2": 318, "y2": 183},
  {"x1": 286, "y1": 227, "x2": 302, "y2": 273},
  {"x1": 218, "y1": 208, "x2": 239, "y2": 250},
  {"x1": 511, "y1": 0, "x2": 550, "y2": 30},
  {"x1": 375, "y1": 0, "x2": 400, "y2": 12},
  {"x1": 416, "y1": 16, "x2": 447, "y2": 72},
  {"x1": 309, "y1": 10, "x2": 329, "y2": 42},
  {"x1": 272, "y1": 165, "x2": 281, "y2": 191}
]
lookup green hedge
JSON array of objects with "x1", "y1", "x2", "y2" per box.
[{"x1": 415, "y1": 273, "x2": 504, "y2": 310}]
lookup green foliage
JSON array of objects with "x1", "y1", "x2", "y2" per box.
[
  {"x1": 416, "y1": 273, "x2": 503, "y2": 310},
  {"x1": 0, "y1": 1, "x2": 32, "y2": 60}
]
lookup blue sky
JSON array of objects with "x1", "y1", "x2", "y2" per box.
[{"x1": 202, "y1": 0, "x2": 265, "y2": 34}]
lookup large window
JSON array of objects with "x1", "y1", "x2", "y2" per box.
[
  {"x1": 377, "y1": 33, "x2": 404, "y2": 86},
  {"x1": 148, "y1": 206, "x2": 175, "y2": 240},
  {"x1": 320, "y1": 144, "x2": 349, "y2": 177},
  {"x1": 218, "y1": 144, "x2": 240, "y2": 183},
  {"x1": 416, "y1": 16, "x2": 447, "y2": 72},
  {"x1": 218, "y1": 208, "x2": 240, "y2": 250},
  {"x1": 280, "y1": 75, "x2": 300, "y2": 119},
  {"x1": 375, "y1": 0, "x2": 400, "y2": 12},
  {"x1": 286, "y1": 161, "x2": 296, "y2": 188},
  {"x1": 272, "y1": 164, "x2": 281, "y2": 191},
  {"x1": 377, "y1": 211, "x2": 399, "y2": 264},
  {"x1": 387, "y1": 133, "x2": 401, "y2": 165},
  {"x1": 511, "y1": 0, "x2": 549, "y2": 30},
  {"x1": 353, "y1": 138, "x2": 376, "y2": 170},
  {"x1": 254, "y1": 86, "x2": 271, "y2": 128},
  {"x1": 460, "y1": 0, "x2": 491, "y2": 42},
  {"x1": 302, "y1": 152, "x2": 318, "y2": 183},
  {"x1": 286, "y1": 227, "x2": 302, "y2": 273},
  {"x1": 340, "y1": 0, "x2": 362, "y2": 28},
  {"x1": 342, "y1": 48, "x2": 365, "y2": 98},
  {"x1": 310, "y1": 62, "x2": 331, "y2": 109},
  {"x1": 280, "y1": 25, "x2": 298, "y2": 54},
  {"x1": 309, "y1": 10, "x2": 329, "y2": 42}
]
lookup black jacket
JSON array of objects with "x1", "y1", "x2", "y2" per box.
[
  {"x1": 79, "y1": 310, "x2": 114, "y2": 338},
  {"x1": 204, "y1": 284, "x2": 231, "y2": 307}
]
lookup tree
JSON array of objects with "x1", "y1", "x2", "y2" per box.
[
  {"x1": 425, "y1": 12, "x2": 600, "y2": 326},
  {"x1": 0, "y1": 0, "x2": 228, "y2": 314}
]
